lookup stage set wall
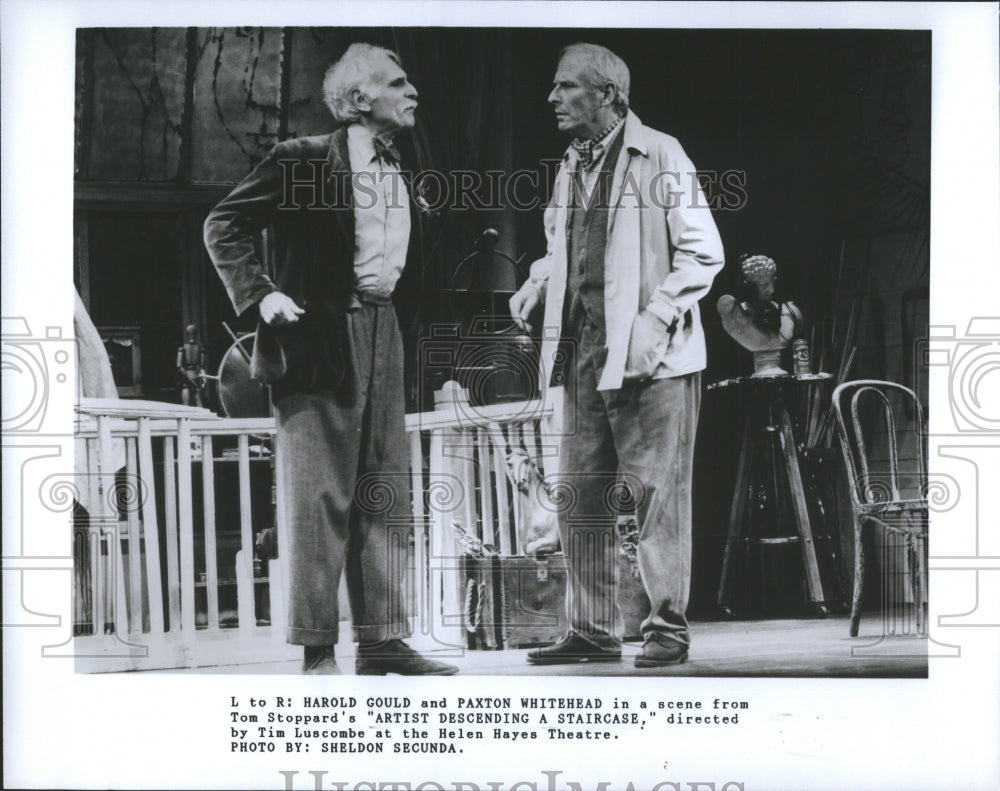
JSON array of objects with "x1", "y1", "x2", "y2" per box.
[{"x1": 73, "y1": 27, "x2": 930, "y2": 618}]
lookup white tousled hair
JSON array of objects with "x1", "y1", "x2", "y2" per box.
[
  {"x1": 322, "y1": 43, "x2": 400, "y2": 123},
  {"x1": 559, "y1": 43, "x2": 630, "y2": 114}
]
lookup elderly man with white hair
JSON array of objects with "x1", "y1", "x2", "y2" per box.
[
  {"x1": 511, "y1": 43, "x2": 725, "y2": 668},
  {"x1": 205, "y1": 43, "x2": 457, "y2": 676}
]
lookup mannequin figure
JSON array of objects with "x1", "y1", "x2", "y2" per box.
[{"x1": 176, "y1": 324, "x2": 207, "y2": 406}]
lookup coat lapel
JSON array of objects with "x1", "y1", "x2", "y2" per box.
[
  {"x1": 607, "y1": 111, "x2": 647, "y2": 238},
  {"x1": 325, "y1": 126, "x2": 355, "y2": 249}
]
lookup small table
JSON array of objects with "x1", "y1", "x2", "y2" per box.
[{"x1": 709, "y1": 373, "x2": 832, "y2": 617}]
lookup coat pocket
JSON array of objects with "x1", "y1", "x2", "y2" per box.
[
  {"x1": 623, "y1": 310, "x2": 670, "y2": 381},
  {"x1": 250, "y1": 317, "x2": 288, "y2": 383},
  {"x1": 251, "y1": 301, "x2": 351, "y2": 394}
]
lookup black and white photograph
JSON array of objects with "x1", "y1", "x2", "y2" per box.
[{"x1": 3, "y1": 2, "x2": 999, "y2": 790}]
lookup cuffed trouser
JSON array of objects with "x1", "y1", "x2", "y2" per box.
[
  {"x1": 274, "y1": 298, "x2": 411, "y2": 646},
  {"x1": 559, "y1": 318, "x2": 701, "y2": 649}
]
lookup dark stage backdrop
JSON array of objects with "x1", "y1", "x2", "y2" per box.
[{"x1": 74, "y1": 26, "x2": 930, "y2": 616}]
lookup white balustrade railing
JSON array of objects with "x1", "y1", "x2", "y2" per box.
[
  {"x1": 73, "y1": 398, "x2": 292, "y2": 671},
  {"x1": 73, "y1": 387, "x2": 558, "y2": 672},
  {"x1": 405, "y1": 383, "x2": 558, "y2": 650}
]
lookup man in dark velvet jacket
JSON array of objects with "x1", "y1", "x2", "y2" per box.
[{"x1": 204, "y1": 43, "x2": 457, "y2": 676}]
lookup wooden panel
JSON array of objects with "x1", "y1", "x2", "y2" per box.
[
  {"x1": 88, "y1": 28, "x2": 188, "y2": 181},
  {"x1": 75, "y1": 30, "x2": 94, "y2": 179},
  {"x1": 84, "y1": 212, "x2": 184, "y2": 399},
  {"x1": 282, "y1": 27, "x2": 354, "y2": 139},
  {"x1": 189, "y1": 27, "x2": 283, "y2": 183}
]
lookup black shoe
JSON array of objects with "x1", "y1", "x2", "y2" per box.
[
  {"x1": 355, "y1": 640, "x2": 459, "y2": 676},
  {"x1": 634, "y1": 635, "x2": 689, "y2": 668},
  {"x1": 526, "y1": 632, "x2": 622, "y2": 665},
  {"x1": 302, "y1": 646, "x2": 341, "y2": 675}
]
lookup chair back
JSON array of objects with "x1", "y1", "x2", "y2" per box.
[{"x1": 831, "y1": 380, "x2": 926, "y2": 510}]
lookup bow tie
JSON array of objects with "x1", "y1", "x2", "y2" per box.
[{"x1": 373, "y1": 136, "x2": 401, "y2": 167}]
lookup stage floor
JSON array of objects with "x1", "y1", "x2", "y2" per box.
[{"x1": 143, "y1": 614, "x2": 930, "y2": 677}]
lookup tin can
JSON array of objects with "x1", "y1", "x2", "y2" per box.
[{"x1": 793, "y1": 339, "x2": 811, "y2": 375}]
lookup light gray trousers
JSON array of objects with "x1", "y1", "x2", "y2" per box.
[
  {"x1": 559, "y1": 318, "x2": 701, "y2": 648},
  {"x1": 274, "y1": 299, "x2": 411, "y2": 646}
]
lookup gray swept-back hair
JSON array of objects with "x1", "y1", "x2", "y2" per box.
[
  {"x1": 559, "y1": 43, "x2": 630, "y2": 114},
  {"x1": 323, "y1": 43, "x2": 400, "y2": 123}
]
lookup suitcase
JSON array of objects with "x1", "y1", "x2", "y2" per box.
[
  {"x1": 496, "y1": 553, "x2": 569, "y2": 648},
  {"x1": 496, "y1": 550, "x2": 649, "y2": 647},
  {"x1": 463, "y1": 544, "x2": 648, "y2": 648}
]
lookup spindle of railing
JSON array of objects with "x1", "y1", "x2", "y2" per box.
[
  {"x1": 124, "y1": 437, "x2": 143, "y2": 633},
  {"x1": 97, "y1": 415, "x2": 131, "y2": 638},
  {"x1": 177, "y1": 419, "x2": 197, "y2": 634},
  {"x1": 162, "y1": 436, "x2": 181, "y2": 632},
  {"x1": 75, "y1": 393, "x2": 554, "y2": 667},
  {"x1": 409, "y1": 431, "x2": 429, "y2": 635},
  {"x1": 475, "y1": 427, "x2": 495, "y2": 547},
  {"x1": 113, "y1": 523, "x2": 130, "y2": 638},
  {"x1": 271, "y1": 430, "x2": 289, "y2": 638},
  {"x1": 136, "y1": 417, "x2": 165, "y2": 636},
  {"x1": 237, "y1": 433, "x2": 256, "y2": 633},
  {"x1": 428, "y1": 428, "x2": 463, "y2": 647},
  {"x1": 201, "y1": 434, "x2": 220, "y2": 630},
  {"x1": 85, "y1": 438, "x2": 104, "y2": 635},
  {"x1": 508, "y1": 422, "x2": 526, "y2": 552},
  {"x1": 490, "y1": 424, "x2": 514, "y2": 556}
]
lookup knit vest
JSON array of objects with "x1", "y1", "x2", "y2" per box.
[{"x1": 565, "y1": 128, "x2": 625, "y2": 337}]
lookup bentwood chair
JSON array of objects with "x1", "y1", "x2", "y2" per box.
[{"x1": 831, "y1": 380, "x2": 928, "y2": 637}]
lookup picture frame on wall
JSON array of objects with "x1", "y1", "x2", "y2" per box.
[{"x1": 97, "y1": 325, "x2": 142, "y2": 396}]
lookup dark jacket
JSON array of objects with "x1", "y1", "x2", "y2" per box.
[{"x1": 204, "y1": 126, "x2": 423, "y2": 400}]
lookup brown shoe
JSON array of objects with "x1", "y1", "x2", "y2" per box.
[
  {"x1": 526, "y1": 632, "x2": 622, "y2": 665},
  {"x1": 634, "y1": 635, "x2": 689, "y2": 668},
  {"x1": 355, "y1": 640, "x2": 459, "y2": 676},
  {"x1": 302, "y1": 646, "x2": 341, "y2": 675}
]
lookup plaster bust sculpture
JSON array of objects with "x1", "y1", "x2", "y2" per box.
[{"x1": 717, "y1": 254, "x2": 803, "y2": 376}]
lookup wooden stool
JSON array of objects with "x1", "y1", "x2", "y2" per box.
[{"x1": 711, "y1": 374, "x2": 832, "y2": 617}]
